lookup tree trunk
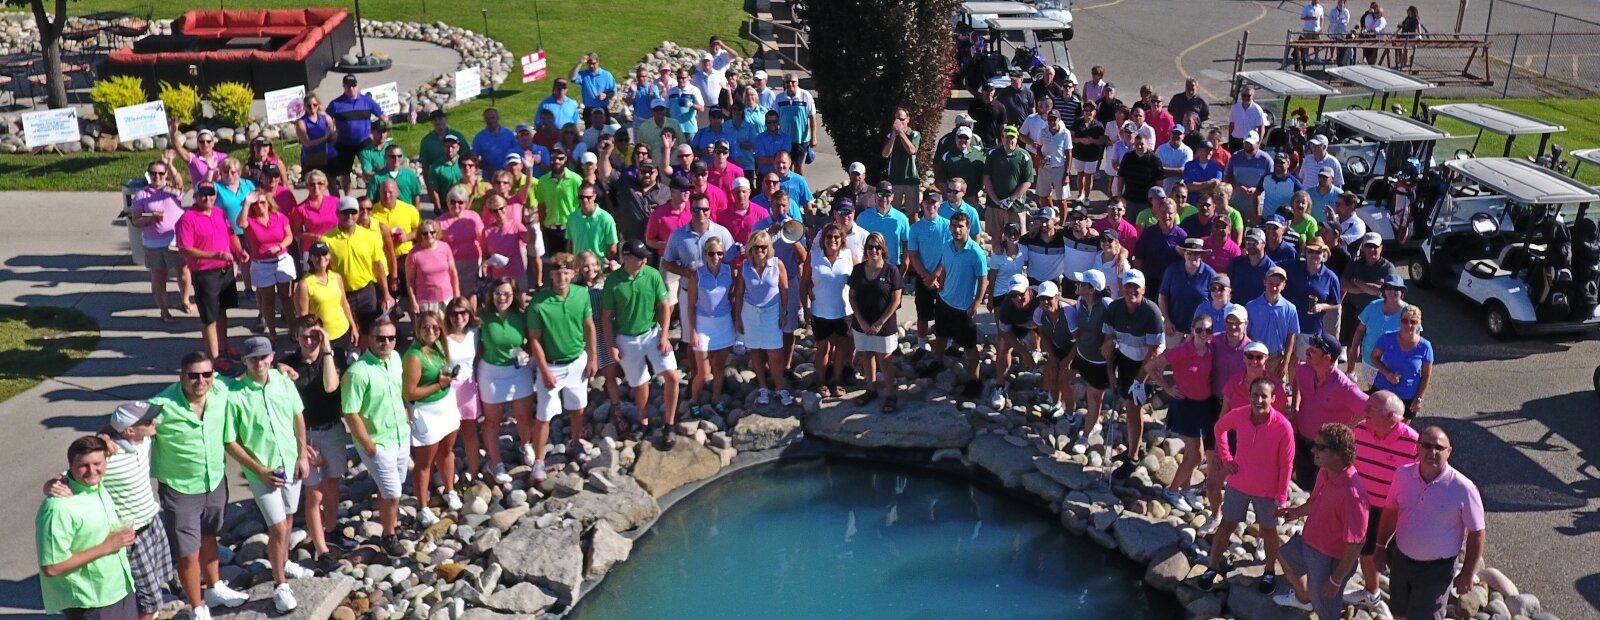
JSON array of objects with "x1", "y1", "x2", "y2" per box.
[{"x1": 29, "y1": 0, "x2": 70, "y2": 109}]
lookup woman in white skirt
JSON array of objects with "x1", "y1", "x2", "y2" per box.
[
  {"x1": 236, "y1": 189, "x2": 296, "y2": 339},
  {"x1": 442, "y1": 296, "x2": 482, "y2": 484},
  {"x1": 805, "y1": 222, "x2": 857, "y2": 399},
  {"x1": 474, "y1": 277, "x2": 532, "y2": 484},
  {"x1": 732, "y1": 231, "x2": 795, "y2": 406},
  {"x1": 401, "y1": 310, "x2": 462, "y2": 527},
  {"x1": 686, "y1": 237, "x2": 735, "y2": 417},
  {"x1": 847, "y1": 232, "x2": 904, "y2": 412}
]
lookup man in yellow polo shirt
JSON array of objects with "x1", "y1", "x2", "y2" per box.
[
  {"x1": 36, "y1": 435, "x2": 136, "y2": 620},
  {"x1": 371, "y1": 180, "x2": 422, "y2": 319},
  {"x1": 147, "y1": 352, "x2": 249, "y2": 619},
  {"x1": 322, "y1": 196, "x2": 390, "y2": 332}
]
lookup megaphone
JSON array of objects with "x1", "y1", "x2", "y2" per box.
[{"x1": 778, "y1": 219, "x2": 806, "y2": 245}]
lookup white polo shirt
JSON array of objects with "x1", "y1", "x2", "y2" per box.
[{"x1": 1229, "y1": 102, "x2": 1270, "y2": 139}]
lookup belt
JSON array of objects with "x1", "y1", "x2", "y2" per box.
[
  {"x1": 253, "y1": 256, "x2": 284, "y2": 263},
  {"x1": 543, "y1": 225, "x2": 567, "y2": 231},
  {"x1": 552, "y1": 356, "x2": 580, "y2": 366},
  {"x1": 308, "y1": 421, "x2": 342, "y2": 431},
  {"x1": 1393, "y1": 548, "x2": 1456, "y2": 565}
]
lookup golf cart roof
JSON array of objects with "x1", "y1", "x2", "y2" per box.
[
  {"x1": 961, "y1": 1, "x2": 1036, "y2": 16},
  {"x1": 1442, "y1": 158, "x2": 1600, "y2": 204},
  {"x1": 1324, "y1": 110, "x2": 1452, "y2": 142},
  {"x1": 1324, "y1": 65, "x2": 1436, "y2": 93},
  {"x1": 985, "y1": 16, "x2": 1070, "y2": 30},
  {"x1": 1430, "y1": 103, "x2": 1565, "y2": 136},
  {"x1": 1235, "y1": 70, "x2": 1341, "y2": 98},
  {"x1": 1572, "y1": 148, "x2": 1600, "y2": 167}
]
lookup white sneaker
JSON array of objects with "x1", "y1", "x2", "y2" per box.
[
  {"x1": 273, "y1": 582, "x2": 298, "y2": 613},
  {"x1": 757, "y1": 388, "x2": 771, "y2": 405},
  {"x1": 1197, "y1": 515, "x2": 1222, "y2": 536},
  {"x1": 988, "y1": 387, "x2": 1007, "y2": 410},
  {"x1": 289, "y1": 528, "x2": 308, "y2": 549},
  {"x1": 778, "y1": 389, "x2": 794, "y2": 406},
  {"x1": 1160, "y1": 488, "x2": 1194, "y2": 512},
  {"x1": 1343, "y1": 588, "x2": 1381, "y2": 606},
  {"x1": 444, "y1": 491, "x2": 464, "y2": 511},
  {"x1": 189, "y1": 605, "x2": 212, "y2": 620},
  {"x1": 205, "y1": 582, "x2": 249, "y2": 609},
  {"x1": 520, "y1": 444, "x2": 538, "y2": 466},
  {"x1": 1272, "y1": 591, "x2": 1313, "y2": 610},
  {"x1": 282, "y1": 561, "x2": 310, "y2": 579},
  {"x1": 532, "y1": 460, "x2": 548, "y2": 484},
  {"x1": 1183, "y1": 488, "x2": 1204, "y2": 509},
  {"x1": 492, "y1": 463, "x2": 512, "y2": 484},
  {"x1": 417, "y1": 506, "x2": 440, "y2": 528}
]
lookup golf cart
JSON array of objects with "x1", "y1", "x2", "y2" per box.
[
  {"x1": 954, "y1": 0, "x2": 1074, "y2": 96},
  {"x1": 1410, "y1": 157, "x2": 1600, "y2": 339},
  {"x1": 1318, "y1": 109, "x2": 1453, "y2": 248},
  {"x1": 1569, "y1": 148, "x2": 1600, "y2": 179},
  {"x1": 1429, "y1": 103, "x2": 1565, "y2": 160},
  {"x1": 1323, "y1": 65, "x2": 1436, "y2": 118},
  {"x1": 1234, "y1": 70, "x2": 1341, "y2": 154}
]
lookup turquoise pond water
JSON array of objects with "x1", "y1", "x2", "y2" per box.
[{"x1": 568, "y1": 459, "x2": 1180, "y2": 619}]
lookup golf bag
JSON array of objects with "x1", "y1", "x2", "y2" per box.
[
  {"x1": 1572, "y1": 217, "x2": 1600, "y2": 318},
  {"x1": 1528, "y1": 215, "x2": 1574, "y2": 322}
]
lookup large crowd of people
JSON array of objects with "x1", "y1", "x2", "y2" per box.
[{"x1": 42, "y1": 39, "x2": 1487, "y2": 620}]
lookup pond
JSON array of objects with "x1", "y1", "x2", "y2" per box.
[{"x1": 568, "y1": 458, "x2": 1180, "y2": 619}]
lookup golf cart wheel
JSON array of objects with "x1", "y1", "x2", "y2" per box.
[
  {"x1": 1484, "y1": 302, "x2": 1514, "y2": 340},
  {"x1": 1407, "y1": 257, "x2": 1432, "y2": 289}
]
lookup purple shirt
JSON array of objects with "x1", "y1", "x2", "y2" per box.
[
  {"x1": 1389, "y1": 463, "x2": 1485, "y2": 561},
  {"x1": 132, "y1": 186, "x2": 185, "y2": 248},
  {"x1": 1134, "y1": 223, "x2": 1187, "y2": 293}
]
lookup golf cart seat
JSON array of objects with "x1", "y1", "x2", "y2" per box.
[
  {"x1": 1468, "y1": 258, "x2": 1511, "y2": 278},
  {"x1": 1498, "y1": 242, "x2": 1548, "y2": 273}
]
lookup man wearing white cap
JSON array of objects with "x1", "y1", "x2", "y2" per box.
[
  {"x1": 1100, "y1": 268, "x2": 1164, "y2": 478},
  {"x1": 1299, "y1": 134, "x2": 1345, "y2": 188},
  {"x1": 1227, "y1": 86, "x2": 1269, "y2": 151},
  {"x1": 935, "y1": 114, "x2": 983, "y2": 161},
  {"x1": 836, "y1": 161, "x2": 876, "y2": 209},
  {"x1": 753, "y1": 69, "x2": 776, "y2": 110},
  {"x1": 1224, "y1": 130, "x2": 1274, "y2": 222},
  {"x1": 715, "y1": 177, "x2": 769, "y2": 244},
  {"x1": 692, "y1": 52, "x2": 728, "y2": 112},
  {"x1": 935, "y1": 126, "x2": 987, "y2": 208},
  {"x1": 1032, "y1": 281, "x2": 1076, "y2": 415},
  {"x1": 638, "y1": 98, "x2": 683, "y2": 171},
  {"x1": 989, "y1": 273, "x2": 1039, "y2": 408},
  {"x1": 224, "y1": 337, "x2": 309, "y2": 612},
  {"x1": 1309, "y1": 166, "x2": 1342, "y2": 221},
  {"x1": 1156, "y1": 124, "x2": 1194, "y2": 194}
]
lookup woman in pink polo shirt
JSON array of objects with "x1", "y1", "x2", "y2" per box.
[
  {"x1": 1146, "y1": 313, "x2": 1215, "y2": 514},
  {"x1": 168, "y1": 119, "x2": 228, "y2": 186},
  {"x1": 437, "y1": 187, "x2": 486, "y2": 304},
  {"x1": 406, "y1": 220, "x2": 460, "y2": 315},
  {"x1": 236, "y1": 190, "x2": 296, "y2": 339},
  {"x1": 1273, "y1": 423, "x2": 1370, "y2": 617},
  {"x1": 290, "y1": 170, "x2": 340, "y2": 259},
  {"x1": 481, "y1": 196, "x2": 532, "y2": 291}
]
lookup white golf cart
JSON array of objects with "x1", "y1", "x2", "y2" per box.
[
  {"x1": 1568, "y1": 148, "x2": 1600, "y2": 179},
  {"x1": 1324, "y1": 64, "x2": 1436, "y2": 118},
  {"x1": 953, "y1": 0, "x2": 1074, "y2": 95},
  {"x1": 1429, "y1": 102, "x2": 1565, "y2": 160},
  {"x1": 1410, "y1": 157, "x2": 1600, "y2": 339},
  {"x1": 1318, "y1": 109, "x2": 1452, "y2": 249}
]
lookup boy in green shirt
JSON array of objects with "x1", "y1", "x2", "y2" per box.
[
  {"x1": 526, "y1": 254, "x2": 599, "y2": 482},
  {"x1": 341, "y1": 317, "x2": 410, "y2": 557},
  {"x1": 37, "y1": 435, "x2": 136, "y2": 620}
]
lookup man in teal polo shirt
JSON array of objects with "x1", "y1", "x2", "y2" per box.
[
  {"x1": 341, "y1": 318, "x2": 410, "y2": 557},
  {"x1": 526, "y1": 254, "x2": 599, "y2": 483},
  {"x1": 933, "y1": 212, "x2": 989, "y2": 399},
  {"x1": 566, "y1": 182, "x2": 618, "y2": 259},
  {"x1": 223, "y1": 337, "x2": 310, "y2": 612},
  {"x1": 37, "y1": 435, "x2": 136, "y2": 620},
  {"x1": 148, "y1": 352, "x2": 249, "y2": 617},
  {"x1": 601, "y1": 240, "x2": 682, "y2": 446},
  {"x1": 983, "y1": 126, "x2": 1034, "y2": 250},
  {"x1": 855, "y1": 185, "x2": 911, "y2": 268},
  {"x1": 570, "y1": 53, "x2": 617, "y2": 115}
]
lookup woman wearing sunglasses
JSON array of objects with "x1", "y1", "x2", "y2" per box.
[
  {"x1": 685, "y1": 237, "x2": 735, "y2": 417},
  {"x1": 295, "y1": 241, "x2": 356, "y2": 354},
  {"x1": 168, "y1": 118, "x2": 228, "y2": 186},
  {"x1": 235, "y1": 190, "x2": 295, "y2": 339},
  {"x1": 848, "y1": 232, "x2": 904, "y2": 412},
  {"x1": 804, "y1": 222, "x2": 858, "y2": 399},
  {"x1": 406, "y1": 220, "x2": 460, "y2": 316},
  {"x1": 436, "y1": 187, "x2": 485, "y2": 305}
]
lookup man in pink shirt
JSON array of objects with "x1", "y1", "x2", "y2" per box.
[
  {"x1": 1274, "y1": 423, "x2": 1369, "y2": 614},
  {"x1": 131, "y1": 160, "x2": 194, "y2": 322},
  {"x1": 705, "y1": 140, "x2": 745, "y2": 196},
  {"x1": 1199, "y1": 377, "x2": 1295, "y2": 593},
  {"x1": 176, "y1": 182, "x2": 245, "y2": 364},
  {"x1": 644, "y1": 176, "x2": 694, "y2": 253},
  {"x1": 1376, "y1": 426, "x2": 1485, "y2": 620},
  {"x1": 1202, "y1": 216, "x2": 1241, "y2": 273},
  {"x1": 1291, "y1": 333, "x2": 1369, "y2": 490},
  {"x1": 688, "y1": 160, "x2": 730, "y2": 214},
  {"x1": 1345, "y1": 391, "x2": 1418, "y2": 606},
  {"x1": 1147, "y1": 313, "x2": 1214, "y2": 514},
  {"x1": 715, "y1": 177, "x2": 769, "y2": 245}
]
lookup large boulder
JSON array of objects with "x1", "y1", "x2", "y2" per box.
[
  {"x1": 966, "y1": 433, "x2": 1037, "y2": 488},
  {"x1": 555, "y1": 476, "x2": 661, "y2": 532},
  {"x1": 803, "y1": 402, "x2": 973, "y2": 448},
  {"x1": 1112, "y1": 513, "x2": 1183, "y2": 564},
  {"x1": 730, "y1": 413, "x2": 803, "y2": 450},
  {"x1": 1143, "y1": 547, "x2": 1191, "y2": 594},
  {"x1": 210, "y1": 576, "x2": 353, "y2": 620},
  {"x1": 631, "y1": 440, "x2": 722, "y2": 498},
  {"x1": 478, "y1": 583, "x2": 557, "y2": 615},
  {"x1": 1019, "y1": 472, "x2": 1067, "y2": 504},
  {"x1": 492, "y1": 519, "x2": 584, "y2": 605},
  {"x1": 1035, "y1": 456, "x2": 1100, "y2": 491},
  {"x1": 583, "y1": 520, "x2": 634, "y2": 580}
]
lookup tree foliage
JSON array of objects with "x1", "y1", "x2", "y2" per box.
[{"x1": 798, "y1": 0, "x2": 961, "y2": 184}]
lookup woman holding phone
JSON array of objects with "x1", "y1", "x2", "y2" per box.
[{"x1": 402, "y1": 309, "x2": 462, "y2": 527}]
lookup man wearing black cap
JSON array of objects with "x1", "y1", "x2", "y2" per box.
[
  {"x1": 997, "y1": 70, "x2": 1035, "y2": 127},
  {"x1": 811, "y1": 198, "x2": 867, "y2": 258},
  {"x1": 692, "y1": 108, "x2": 740, "y2": 166},
  {"x1": 176, "y1": 182, "x2": 244, "y2": 364},
  {"x1": 601, "y1": 239, "x2": 682, "y2": 444},
  {"x1": 418, "y1": 109, "x2": 467, "y2": 184},
  {"x1": 327, "y1": 74, "x2": 385, "y2": 195},
  {"x1": 687, "y1": 159, "x2": 730, "y2": 215},
  {"x1": 602, "y1": 149, "x2": 669, "y2": 244},
  {"x1": 357, "y1": 119, "x2": 400, "y2": 188},
  {"x1": 538, "y1": 78, "x2": 581, "y2": 130}
]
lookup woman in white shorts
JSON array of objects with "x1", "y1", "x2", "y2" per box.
[
  {"x1": 474, "y1": 277, "x2": 532, "y2": 484},
  {"x1": 806, "y1": 222, "x2": 858, "y2": 398},
  {"x1": 847, "y1": 232, "x2": 904, "y2": 412},
  {"x1": 443, "y1": 296, "x2": 483, "y2": 484},
  {"x1": 732, "y1": 231, "x2": 795, "y2": 406},
  {"x1": 402, "y1": 310, "x2": 462, "y2": 527},
  {"x1": 686, "y1": 237, "x2": 735, "y2": 417},
  {"x1": 236, "y1": 189, "x2": 296, "y2": 339}
]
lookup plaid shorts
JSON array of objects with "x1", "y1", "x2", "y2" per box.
[{"x1": 129, "y1": 515, "x2": 176, "y2": 614}]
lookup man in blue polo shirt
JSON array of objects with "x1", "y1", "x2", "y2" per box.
[
  {"x1": 691, "y1": 108, "x2": 741, "y2": 164},
  {"x1": 327, "y1": 74, "x2": 385, "y2": 195},
  {"x1": 1224, "y1": 131, "x2": 1273, "y2": 222},
  {"x1": 773, "y1": 74, "x2": 817, "y2": 173},
  {"x1": 1183, "y1": 140, "x2": 1225, "y2": 205},
  {"x1": 472, "y1": 108, "x2": 519, "y2": 173},
  {"x1": 856, "y1": 184, "x2": 912, "y2": 267},
  {"x1": 570, "y1": 53, "x2": 617, "y2": 117},
  {"x1": 773, "y1": 151, "x2": 813, "y2": 206},
  {"x1": 539, "y1": 79, "x2": 582, "y2": 129},
  {"x1": 1284, "y1": 236, "x2": 1341, "y2": 360},
  {"x1": 933, "y1": 211, "x2": 989, "y2": 399},
  {"x1": 1246, "y1": 265, "x2": 1300, "y2": 379},
  {"x1": 907, "y1": 195, "x2": 951, "y2": 349},
  {"x1": 753, "y1": 111, "x2": 791, "y2": 177},
  {"x1": 1228, "y1": 227, "x2": 1278, "y2": 304}
]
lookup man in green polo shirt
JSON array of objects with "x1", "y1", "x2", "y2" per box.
[
  {"x1": 601, "y1": 239, "x2": 682, "y2": 447},
  {"x1": 419, "y1": 110, "x2": 468, "y2": 175},
  {"x1": 535, "y1": 147, "x2": 583, "y2": 253},
  {"x1": 881, "y1": 107, "x2": 923, "y2": 215},
  {"x1": 982, "y1": 125, "x2": 1034, "y2": 250},
  {"x1": 566, "y1": 182, "x2": 618, "y2": 260},
  {"x1": 358, "y1": 120, "x2": 401, "y2": 190},
  {"x1": 341, "y1": 317, "x2": 410, "y2": 557},
  {"x1": 147, "y1": 352, "x2": 249, "y2": 617},
  {"x1": 223, "y1": 337, "x2": 310, "y2": 612},
  {"x1": 37, "y1": 435, "x2": 136, "y2": 620},
  {"x1": 935, "y1": 126, "x2": 986, "y2": 208},
  {"x1": 526, "y1": 254, "x2": 599, "y2": 483},
  {"x1": 427, "y1": 136, "x2": 466, "y2": 211},
  {"x1": 365, "y1": 142, "x2": 424, "y2": 205}
]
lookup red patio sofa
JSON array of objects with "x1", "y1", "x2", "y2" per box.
[{"x1": 98, "y1": 9, "x2": 356, "y2": 99}]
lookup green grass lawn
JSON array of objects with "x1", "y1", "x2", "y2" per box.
[
  {"x1": 0, "y1": 0, "x2": 753, "y2": 191},
  {"x1": 1431, "y1": 98, "x2": 1600, "y2": 186},
  {"x1": 0, "y1": 306, "x2": 100, "y2": 403}
]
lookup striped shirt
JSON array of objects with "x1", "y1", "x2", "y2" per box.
[
  {"x1": 101, "y1": 439, "x2": 160, "y2": 529},
  {"x1": 1352, "y1": 420, "x2": 1419, "y2": 507}
]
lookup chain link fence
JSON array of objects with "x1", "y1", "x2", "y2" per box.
[{"x1": 1480, "y1": 0, "x2": 1600, "y2": 98}]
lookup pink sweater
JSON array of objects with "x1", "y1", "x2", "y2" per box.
[{"x1": 1214, "y1": 405, "x2": 1296, "y2": 502}]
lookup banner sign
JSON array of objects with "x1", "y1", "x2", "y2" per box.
[
  {"x1": 264, "y1": 85, "x2": 306, "y2": 125},
  {"x1": 363, "y1": 82, "x2": 401, "y2": 118},
  {"x1": 113, "y1": 100, "x2": 168, "y2": 141},
  {"x1": 454, "y1": 67, "x2": 482, "y2": 102},
  {"x1": 521, "y1": 49, "x2": 547, "y2": 83},
  {"x1": 22, "y1": 107, "x2": 80, "y2": 149}
]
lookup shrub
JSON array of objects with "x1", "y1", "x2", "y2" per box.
[
  {"x1": 798, "y1": 0, "x2": 961, "y2": 180},
  {"x1": 208, "y1": 82, "x2": 255, "y2": 128},
  {"x1": 159, "y1": 81, "x2": 202, "y2": 127},
  {"x1": 89, "y1": 75, "x2": 147, "y2": 134}
]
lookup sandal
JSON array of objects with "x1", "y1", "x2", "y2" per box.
[
  {"x1": 854, "y1": 390, "x2": 878, "y2": 406},
  {"x1": 882, "y1": 396, "x2": 898, "y2": 414}
]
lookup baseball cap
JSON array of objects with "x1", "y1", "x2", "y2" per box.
[
  {"x1": 372, "y1": 119, "x2": 390, "y2": 132},
  {"x1": 1099, "y1": 229, "x2": 1120, "y2": 243},
  {"x1": 1211, "y1": 274, "x2": 1232, "y2": 288},
  {"x1": 955, "y1": 114, "x2": 974, "y2": 127},
  {"x1": 1380, "y1": 273, "x2": 1408, "y2": 290},
  {"x1": 581, "y1": 152, "x2": 598, "y2": 165},
  {"x1": 1003, "y1": 222, "x2": 1021, "y2": 237},
  {"x1": 1171, "y1": 124, "x2": 1185, "y2": 134},
  {"x1": 831, "y1": 201, "x2": 855, "y2": 216},
  {"x1": 342, "y1": 74, "x2": 358, "y2": 85},
  {"x1": 1318, "y1": 167, "x2": 1335, "y2": 178},
  {"x1": 1004, "y1": 273, "x2": 1030, "y2": 295},
  {"x1": 713, "y1": 139, "x2": 731, "y2": 153},
  {"x1": 1266, "y1": 265, "x2": 1289, "y2": 280},
  {"x1": 651, "y1": 98, "x2": 668, "y2": 110},
  {"x1": 251, "y1": 135, "x2": 270, "y2": 146},
  {"x1": 1244, "y1": 228, "x2": 1266, "y2": 244},
  {"x1": 1274, "y1": 152, "x2": 1290, "y2": 164},
  {"x1": 922, "y1": 188, "x2": 942, "y2": 202},
  {"x1": 620, "y1": 239, "x2": 651, "y2": 259},
  {"x1": 708, "y1": 106, "x2": 724, "y2": 118},
  {"x1": 876, "y1": 180, "x2": 895, "y2": 193},
  {"x1": 754, "y1": 69, "x2": 768, "y2": 81},
  {"x1": 1244, "y1": 341, "x2": 1270, "y2": 355},
  {"x1": 108, "y1": 401, "x2": 156, "y2": 432},
  {"x1": 1036, "y1": 281, "x2": 1060, "y2": 298},
  {"x1": 553, "y1": 77, "x2": 569, "y2": 88},
  {"x1": 1034, "y1": 206, "x2": 1058, "y2": 221},
  {"x1": 1262, "y1": 215, "x2": 1287, "y2": 229},
  {"x1": 429, "y1": 109, "x2": 447, "y2": 120},
  {"x1": 194, "y1": 182, "x2": 217, "y2": 197},
  {"x1": 515, "y1": 122, "x2": 533, "y2": 133},
  {"x1": 337, "y1": 196, "x2": 360, "y2": 213},
  {"x1": 242, "y1": 336, "x2": 274, "y2": 359},
  {"x1": 688, "y1": 160, "x2": 708, "y2": 174},
  {"x1": 308, "y1": 240, "x2": 332, "y2": 256},
  {"x1": 1008, "y1": 69, "x2": 1024, "y2": 78},
  {"x1": 1120, "y1": 268, "x2": 1146, "y2": 288},
  {"x1": 1046, "y1": 110, "x2": 1060, "y2": 120},
  {"x1": 1195, "y1": 139, "x2": 1214, "y2": 151},
  {"x1": 1309, "y1": 134, "x2": 1330, "y2": 146},
  {"x1": 442, "y1": 134, "x2": 461, "y2": 145},
  {"x1": 1073, "y1": 269, "x2": 1107, "y2": 291},
  {"x1": 848, "y1": 162, "x2": 866, "y2": 175},
  {"x1": 1226, "y1": 304, "x2": 1249, "y2": 323},
  {"x1": 1148, "y1": 186, "x2": 1167, "y2": 199},
  {"x1": 732, "y1": 177, "x2": 751, "y2": 190},
  {"x1": 956, "y1": 126, "x2": 973, "y2": 138},
  {"x1": 1244, "y1": 131, "x2": 1260, "y2": 145},
  {"x1": 668, "y1": 176, "x2": 694, "y2": 192},
  {"x1": 504, "y1": 153, "x2": 522, "y2": 166},
  {"x1": 701, "y1": 52, "x2": 714, "y2": 61},
  {"x1": 1308, "y1": 332, "x2": 1343, "y2": 359},
  {"x1": 1361, "y1": 232, "x2": 1383, "y2": 247},
  {"x1": 1002, "y1": 125, "x2": 1020, "y2": 137},
  {"x1": 263, "y1": 163, "x2": 281, "y2": 178}
]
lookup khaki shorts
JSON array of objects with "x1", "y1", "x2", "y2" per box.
[
  {"x1": 1036, "y1": 165, "x2": 1069, "y2": 200},
  {"x1": 144, "y1": 246, "x2": 184, "y2": 271},
  {"x1": 892, "y1": 183, "x2": 921, "y2": 215}
]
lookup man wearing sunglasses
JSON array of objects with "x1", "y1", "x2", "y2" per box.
[
  {"x1": 176, "y1": 182, "x2": 245, "y2": 365},
  {"x1": 1372, "y1": 426, "x2": 1485, "y2": 620},
  {"x1": 1272, "y1": 423, "x2": 1369, "y2": 616},
  {"x1": 1290, "y1": 333, "x2": 1368, "y2": 490},
  {"x1": 365, "y1": 141, "x2": 423, "y2": 205},
  {"x1": 855, "y1": 184, "x2": 911, "y2": 269},
  {"x1": 322, "y1": 197, "x2": 390, "y2": 333},
  {"x1": 341, "y1": 317, "x2": 410, "y2": 557},
  {"x1": 536, "y1": 146, "x2": 583, "y2": 254},
  {"x1": 663, "y1": 194, "x2": 734, "y2": 334},
  {"x1": 567, "y1": 182, "x2": 619, "y2": 261},
  {"x1": 935, "y1": 126, "x2": 987, "y2": 209},
  {"x1": 772, "y1": 73, "x2": 816, "y2": 174}
]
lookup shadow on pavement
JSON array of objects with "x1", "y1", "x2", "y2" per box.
[
  {"x1": 0, "y1": 574, "x2": 46, "y2": 618},
  {"x1": 1424, "y1": 414, "x2": 1586, "y2": 514}
]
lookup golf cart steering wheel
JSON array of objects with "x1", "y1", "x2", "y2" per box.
[
  {"x1": 1347, "y1": 156, "x2": 1371, "y2": 178},
  {"x1": 1469, "y1": 211, "x2": 1501, "y2": 241}
]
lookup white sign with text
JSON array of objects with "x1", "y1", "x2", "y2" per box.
[
  {"x1": 363, "y1": 82, "x2": 401, "y2": 117},
  {"x1": 113, "y1": 100, "x2": 168, "y2": 142},
  {"x1": 22, "y1": 107, "x2": 80, "y2": 149},
  {"x1": 264, "y1": 85, "x2": 306, "y2": 125},
  {"x1": 454, "y1": 67, "x2": 481, "y2": 102}
]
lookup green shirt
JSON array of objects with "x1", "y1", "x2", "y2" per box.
[
  {"x1": 419, "y1": 129, "x2": 468, "y2": 173},
  {"x1": 527, "y1": 287, "x2": 592, "y2": 363},
  {"x1": 428, "y1": 160, "x2": 464, "y2": 200},
  {"x1": 535, "y1": 171, "x2": 583, "y2": 227},
  {"x1": 1178, "y1": 204, "x2": 1246, "y2": 235},
  {"x1": 1289, "y1": 216, "x2": 1319, "y2": 243},
  {"x1": 887, "y1": 129, "x2": 922, "y2": 184},
  {"x1": 935, "y1": 144, "x2": 987, "y2": 202},
  {"x1": 148, "y1": 380, "x2": 231, "y2": 495},
  {"x1": 36, "y1": 477, "x2": 134, "y2": 614},
  {"x1": 223, "y1": 370, "x2": 305, "y2": 486},
  {"x1": 601, "y1": 265, "x2": 668, "y2": 337},
  {"x1": 567, "y1": 207, "x2": 618, "y2": 258},
  {"x1": 984, "y1": 146, "x2": 1034, "y2": 209},
  {"x1": 366, "y1": 167, "x2": 425, "y2": 206},
  {"x1": 357, "y1": 138, "x2": 400, "y2": 179},
  {"x1": 404, "y1": 342, "x2": 450, "y2": 404},
  {"x1": 478, "y1": 308, "x2": 528, "y2": 367},
  {"x1": 341, "y1": 350, "x2": 408, "y2": 450}
]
